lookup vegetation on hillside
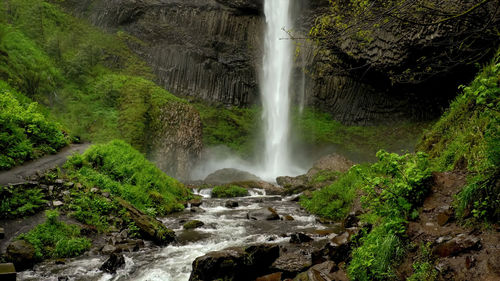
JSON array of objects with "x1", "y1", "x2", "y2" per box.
[
  {"x1": 211, "y1": 185, "x2": 249, "y2": 198},
  {"x1": 0, "y1": 82, "x2": 68, "y2": 169},
  {"x1": 0, "y1": 185, "x2": 47, "y2": 218},
  {"x1": 418, "y1": 49, "x2": 500, "y2": 223},
  {"x1": 18, "y1": 210, "x2": 91, "y2": 260},
  {"x1": 64, "y1": 140, "x2": 192, "y2": 216}
]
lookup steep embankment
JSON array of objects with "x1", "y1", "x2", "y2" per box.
[{"x1": 0, "y1": 0, "x2": 202, "y2": 179}]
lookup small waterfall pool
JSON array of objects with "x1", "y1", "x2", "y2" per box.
[{"x1": 18, "y1": 189, "x2": 335, "y2": 281}]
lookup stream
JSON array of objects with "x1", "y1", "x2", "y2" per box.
[{"x1": 18, "y1": 189, "x2": 337, "y2": 281}]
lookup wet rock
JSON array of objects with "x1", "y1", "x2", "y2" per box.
[
  {"x1": 190, "y1": 207, "x2": 205, "y2": 213},
  {"x1": 0, "y1": 263, "x2": 16, "y2": 281},
  {"x1": 225, "y1": 200, "x2": 239, "y2": 208},
  {"x1": 256, "y1": 272, "x2": 282, "y2": 281},
  {"x1": 271, "y1": 252, "x2": 311, "y2": 276},
  {"x1": 0, "y1": 227, "x2": 4, "y2": 239},
  {"x1": 247, "y1": 207, "x2": 280, "y2": 221},
  {"x1": 229, "y1": 181, "x2": 284, "y2": 195},
  {"x1": 183, "y1": 220, "x2": 205, "y2": 230},
  {"x1": 297, "y1": 261, "x2": 349, "y2": 281},
  {"x1": 189, "y1": 244, "x2": 279, "y2": 281},
  {"x1": 58, "y1": 277, "x2": 69, "y2": 281},
  {"x1": 115, "y1": 239, "x2": 145, "y2": 253},
  {"x1": 101, "y1": 245, "x2": 116, "y2": 255},
  {"x1": 433, "y1": 234, "x2": 481, "y2": 257},
  {"x1": 99, "y1": 253, "x2": 125, "y2": 274},
  {"x1": 117, "y1": 198, "x2": 175, "y2": 245},
  {"x1": 290, "y1": 233, "x2": 313, "y2": 244},
  {"x1": 177, "y1": 230, "x2": 211, "y2": 245},
  {"x1": 6, "y1": 240, "x2": 36, "y2": 270},
  {"x1": 284, "y1": 215, "x2": 295, "y2": 221},
  {"x1": 189, "y1": 198, "x2": 203, "y2": 207},
  {"x1": 204, "y1": 168, "x2": 262, "y2": 185},
  {"x1": 54, "y1": 259, "x2": 66, "y2": 265},
  {"x1": 276, "y1": 175, "x2": 309, "y2": 194},
  {"x1": 343, "y1": 212, "x2": 359, "y2": 228}
]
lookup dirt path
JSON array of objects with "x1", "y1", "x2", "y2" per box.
[
  {"x1": 0, "y1": 143, "x2": 90, "y2": 186},
  {"x1": 399, "y1": 172, "x2": 500, "y2": 280}
]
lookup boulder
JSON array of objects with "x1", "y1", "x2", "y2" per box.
[
  {"x1": 204, "y1": 169, "x2": 262, "y2": 185},
  {"x1": 229, "y1": 181, "x2": 284, "y2": 195},
  {"x1": 183, "y1": 220, "x2": 205, "y2": 230},
  {"x1": 99, "y1": 253, "x2": 125, "y2": 274},
  {"x1": 189, "y1": 244, "x2": 280, "y2": 281},
  {"x1": 276, "y1": 175, "x2": 309, "y2": 194},
  {"x1": 294, "y1": 261, "x2": 349, "y2": 281},
  {"x1": 433, "y1": 234, "x2": 481, "y2": 257},
  {"x1": 256, "y1": 272, "x2": 282, "y2": 281},
  {"x1": 290, "y1": 233, "x2": 313, "y2": 244},
  {"x1": 307, "y1": 154, "x2": 354, "y2": 176},
  {"x1": 225, "y1": 200, "x2": 239, "y2": 208},
  {"x1": 6, "y1": 240, "x2": 36, "y2": 270},
  {"x1": 0, "y1": 263, "x2": 16, "y2": 281},
  {"x1": 247, "y1": 208, "x2": 280, "y2": 221},
  {"x1": 189, "y1": 198, "x2": 203, "y2": 207},
  {"x1": 117, "y1": 198, "x2": 175, "y2": 245},
  {"x1": 271, "y1": 252, "x2": 312, "y2": 276},
  {"x1": 101, "y1": 245, "x2": 117, "y2": 255}
]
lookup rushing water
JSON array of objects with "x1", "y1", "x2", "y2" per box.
[
  {"x1": 260, "y1": 0, "x2": 295, "y2": 180},
  {"x1": 18, "y1": 190, "x2": 329, "y2": 281}
]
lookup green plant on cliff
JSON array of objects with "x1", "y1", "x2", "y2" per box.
[
  {"x1": 64, "y1": 140, "x2": 192, "y2": 216},
  {"x1": 18, "y1": 210, "x2": 91, "y2": 259},
  {"x1": 0, "y1": 81, "x2": 68, "y2": 169},
  {"x1": 211, "y1": 185, "x2": 249, "y2": 198},
  {"x1": 0, "y1": 185, "x2": 47, "y2": 219},
  {"x1": 418, "y1": 49, "x2": 500, "y2": 222}
]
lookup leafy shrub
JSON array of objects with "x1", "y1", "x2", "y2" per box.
[
  {"x1": 300, "y1": 167, "x2": 365, "y2": 220},
  {"x1": 0, "y1": 83, "x2": 68, "y2": 169},
  {"x1": 64, "y1": 140, "x2": 191, "y2": 216},
  {"x1": 18, "y1": 210, "x2": 91, "y2": 259},
  {"x1": 0, "y1": 185, "x2": 47, "y2": 218},
  {"x1": 211, "y1": 185, "x2": 249, "y2": 198},
  {"x1": 407, "y1": 243, "x2": 438, "y2": 281}
]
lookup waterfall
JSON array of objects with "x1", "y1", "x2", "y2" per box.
[{"x1": 260, "y1": 0, "x2": 294, "y2": 180}]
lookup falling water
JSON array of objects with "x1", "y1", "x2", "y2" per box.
[{"x1": 261, "y1": 0, "x2": 294, "y2": 180}]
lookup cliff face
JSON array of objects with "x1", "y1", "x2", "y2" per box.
[
  {"x1": 64, "y1": 0, "x2": 263, "y2": 106},
  {"x1": 62, "y1": 0, "x2": 499, "y2": 125}
]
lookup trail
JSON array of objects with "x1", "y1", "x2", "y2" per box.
[{"x1": 0, "y1": 143, "x2": 90, "y2": 186}]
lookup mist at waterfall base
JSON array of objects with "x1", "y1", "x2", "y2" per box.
[{"x1": 193, "y1": 0, "x2": 307, "y2": 182}]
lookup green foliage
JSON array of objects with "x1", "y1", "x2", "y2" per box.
[
  {"x1": 294, "y1": 108, "x2": 430, "y2": 159},
  {"x1": 300, "y1": 167, "x2": 364, "y2": 220},
  {"x1": 18, "y1": 210, "x2": 91, "y2": 260},
  {"x1": 194, "y1": 103, "x2": 259, "y2": 157},
  {"x1": 64, "y1": 140, "x2": 191, "y2": 216},
  {"x1": 347, "y1": 151, "x2": 431, "y2": 280},
  {"x1": 69, "y1": 192, "x2": 117, "y2": 232},
  {"x1": 0, "y1": 82, "x2": 68, "y2": 169},
  {"x1": 407, "y1": 243, "x2": 438, "y2": 281},
  {"x1": 418, "y1": 49, "x2": 500, "y2": 222},
  {"x1": 211, "y1": 185, "x2": 249, "y2": 198},
  {"x1": 0, "y1": 185, "x2": 47, "y2": 218}
]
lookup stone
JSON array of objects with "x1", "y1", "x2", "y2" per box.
[
  {"x1": 99, "y1": 253, "x2": 125, "y2": 274},
  {"x1": 290, "y1": 233, "x2": 313, "y2": 244},
  {"x1": 190, "y1": 207, "x2": 206, "y2": 213},
  {"x1": 6, "y1": 240, "x2": 36, "y2": 270},
  {"x1": 189, "y1": 244, "x2": 279, "y2": 281},
  {"x1": 90, "y1": 187, "x2": 99, "y2": 193},
  {"x1": 0, "y1": 263, "x2": 16, "y2": 281},
  {"x1": 101, "y1": 245, "x2": 117, "y2": 255},
  {"x1": 256, "y1": 272, "x2": 282, "y2": 281},
  {"x1": 225, "y1": 200, "x2": 239, "y2": 208},
  {"x1": 52, "y1": 200, "x2": 64, "y2": 207},
  {"x1": 343, "y1": 212, "x2": 359, "y2": 228},
  {"x1": 284, "y1": 215, "x2": 295, "y2": 221},
  {"x1": 229, "y1": 181, "x2": 284, "y2": 195},
  {"x1": 55, "y1": 179, "x2": 64, "y2": 185},
  {"x1": 247, "y1": 207, "x2": 280, "y2": 221},
  {"x1": 102, "y1": 192, "x2": 110, "y2": 198},
  {"x1": 300, "y1": 261, "x2": 349, "y2": 281},
  {"x1": 183, "y1": 220, "x2": 205, "y2": 230},
  {"x1": 433, "y1": 234, "x2": 481, "y2": 257},
  {"x1": 204, "y1": 168, "x2": 262, "y2": 185},
  {"x1": 437, "y1": 206, "x2": 453, "y2": 226},
  {"x1": 271, "y1": 252, "x2": 311, "y2": 276},
  {"x1": 189, "y1": 199, "x2": 203, "y2": 207},
  {"x1": 117, "y1": 198, "x2": 175, "y2": 245}
]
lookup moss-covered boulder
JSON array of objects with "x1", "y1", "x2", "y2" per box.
[
  {"x1": 183, "y1": 220, "x2": 205, "y2": 230},
  {"x1": 117, "y1": 198, "x2": 175, "y2": 245}
]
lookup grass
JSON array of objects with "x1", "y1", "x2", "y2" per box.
[
  {"x1": 68, "y1": 192, "x2": 118, "y2": 232},
  {"x1": 18, "y1": 210, "x2": 91, "y2": 260},
  {"x1": 211, "y1": 185, "x2": 249, "y2": 198},
  {"x1": 0, "y1": 82, "x2": 69, "y2": 169},
  {"x1": 300, "y1": 167, "x2": 365, "y2": 220},
  {"x1": 64, "y1": 140, "x2": 192, "y2": 216}
]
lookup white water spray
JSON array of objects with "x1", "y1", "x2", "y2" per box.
[{"x1": 261, "y1": 0, "x2": 295, "y2": 180}]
